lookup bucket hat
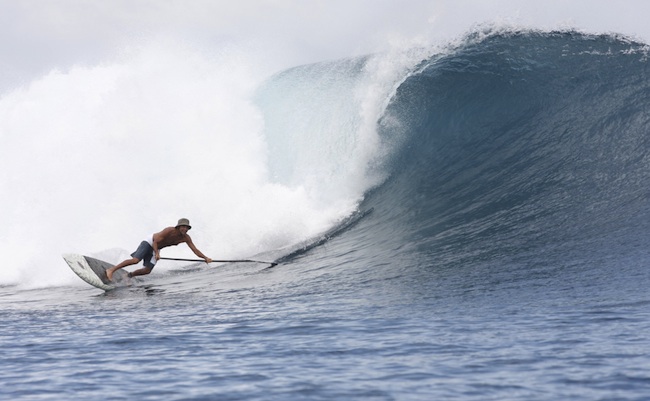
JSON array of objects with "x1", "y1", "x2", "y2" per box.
[{"x1": 176, "y1": 218, "x2": 192, "y2": 229}]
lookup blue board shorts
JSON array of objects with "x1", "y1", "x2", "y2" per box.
[{"x1": 131, "y1": 241, "x2": 157, "y2": 268}]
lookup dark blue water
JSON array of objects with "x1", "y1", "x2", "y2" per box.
[{"x1": 3, "y1": 30, "x2": 650, "y2": 400}]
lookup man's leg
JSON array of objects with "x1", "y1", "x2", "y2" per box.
[
  {"x1": 106, "y1": 257, "x2": 141, "y2": 280},
  {"x1": 129, "y1": 266, "x2": 153, "y2": 277}
]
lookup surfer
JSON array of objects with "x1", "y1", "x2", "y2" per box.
[{"x1": 106, "y1": 218, "x2": 213, "y2": 281}]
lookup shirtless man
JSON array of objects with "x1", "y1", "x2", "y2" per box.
[{"x1": 106, "y1": 218, "x2": 212, "y2": 281}]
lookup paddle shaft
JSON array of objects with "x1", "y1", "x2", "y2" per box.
[{"x1": 160, "y1": 257, "x2": 277, "y2": 267}]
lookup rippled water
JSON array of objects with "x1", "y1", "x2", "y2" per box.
[{"x1": 3, "y1": 240, "x2": 650, "y2": 400}]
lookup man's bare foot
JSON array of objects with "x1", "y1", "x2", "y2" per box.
[{"x1": 106, "y1": 268, "x2": 114, "y2": 281}]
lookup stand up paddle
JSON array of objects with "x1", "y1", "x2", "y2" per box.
[{"x1": 160, "y1": 257, "x2": 278, "y2": 268}]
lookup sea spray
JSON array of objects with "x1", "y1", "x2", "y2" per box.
[{"x1": 0, "y1": 40, "x2": 420, "y2": 288}]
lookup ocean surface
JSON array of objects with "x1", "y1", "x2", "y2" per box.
[{"x1": 3, "y1": 29, "x2": 650, "y2": 400}]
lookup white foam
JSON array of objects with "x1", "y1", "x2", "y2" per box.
[{"x1": 0, "y1": 39, "x2": 422, "y2": 288}]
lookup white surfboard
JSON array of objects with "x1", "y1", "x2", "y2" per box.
[{"x1": 63, "y1": 254, "x2": 129, "y2": 290}]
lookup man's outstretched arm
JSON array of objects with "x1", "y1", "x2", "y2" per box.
[{"x1": 186, "y1": 237, "x2": 212, "y2": 263}]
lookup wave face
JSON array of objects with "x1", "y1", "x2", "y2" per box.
[
  {"x1": 3, "y1": 29, "x2": 649, "y2": 291},
  {"x1": 346, "y1": 31, "x2": 650, "y2": 275}
]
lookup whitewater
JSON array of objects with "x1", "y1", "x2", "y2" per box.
[{"x1": 3, "y1": 24, "x2": 650, "y2": 400}]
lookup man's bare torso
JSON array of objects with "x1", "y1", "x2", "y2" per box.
[{"x1": 153, "y1": 227, "x2": 189, "y2": 249}]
